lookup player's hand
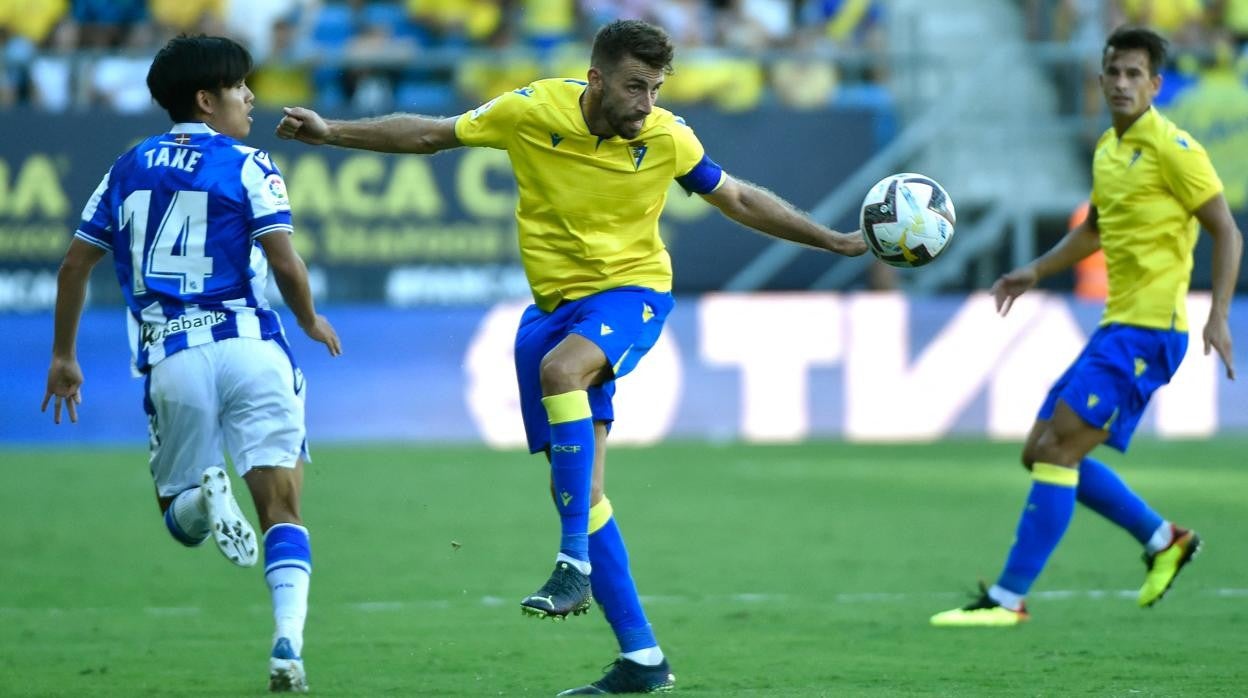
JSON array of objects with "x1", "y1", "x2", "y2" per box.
[
  {"x1": 990, "y1": 266, "x2": 1038, "y2": 317},
  {"x1": 1203, "y1": 314, "x2": 1235, "y2": 380},
  {"x1": 836, "y1": 230, "x2": 870, "y2": 257},
  {"x1": 277, "y1": 107, "x2": 330, "y2": 145},
  {"x1": 42, "y1": 357, "x2": 84, "y2": 424},
  {"x1": 301, "y1": 314, "x2": 342, "y2": 357}
]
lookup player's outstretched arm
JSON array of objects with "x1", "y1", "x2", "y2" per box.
[
  {"x1": 1194, "y1": 193, "x2": 1242, "y2": 379},
  {"x1": 258, "y1": 232, "x2": 342, "y2": 357},
  {"x1": 276, "y1": 107, "x2": 462, "y2": 155},
  {"x1": 701, "y1": 175, "x2": 867, "y2": 257},
  {"x1": 43, "y1": 238, "x2": 105, "y2": 424},
  {"x1": 991, "y1": 205, "x2": 1102, "y2": 316}
]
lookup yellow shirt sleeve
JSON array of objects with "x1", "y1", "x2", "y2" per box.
[
  {"x1": 1158, "y1": 130, "x2": 1223, "y2": 213},
  {"x1": 454, "y1": 88, "x2": 535, "y2": 149},
  {"x1": 669, "y1": 115, "x2": 707, "y2": 178}
]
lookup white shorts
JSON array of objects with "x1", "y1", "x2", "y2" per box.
[{"x1": 146, "y1": 337, "x2": 308, "y2": 498}]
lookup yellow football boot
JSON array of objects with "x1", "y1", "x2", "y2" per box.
[
  {"x1": 931, "y1": 584, "x2": 1029, "y2": 627},
  {"x1": 1139, "y1": 526, "x2": 1202, "y2": 608}
]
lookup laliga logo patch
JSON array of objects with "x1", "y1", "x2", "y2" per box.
[
  {"x1": 472, "y1": 97, "x2": 499, "y2": 119},
  {"x1": 264, "y1": 174, "x2": 290, "y2": 208}
]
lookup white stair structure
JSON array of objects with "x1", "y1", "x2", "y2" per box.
[
  {"x1": 890, "y1": 0, "x2": 1089, "y2": 208},
  {"x1": 727, "y1": 0, "x2": 1095, "y2": 293}
]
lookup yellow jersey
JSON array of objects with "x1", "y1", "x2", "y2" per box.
[
  {"x1": 454, "y1": 79, "x2": 723, "y2": 311},
  {"x1": 1090, "y1": 107, "x2": 1223, "y2": 331}
]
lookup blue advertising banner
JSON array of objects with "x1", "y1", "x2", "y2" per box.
[{"x1": 5, "y1": 293, "x2": 1246, "y2": 447}]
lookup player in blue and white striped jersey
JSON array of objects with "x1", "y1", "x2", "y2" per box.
[
  {"x1": 42, "y1": 35, "x2": 339, "y2": 693},
  {"x1": 75, "y1": 123, "x2": 300, "y2": 372}
]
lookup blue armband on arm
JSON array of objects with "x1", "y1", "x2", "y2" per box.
[{"x1": 676, "y1": 154, "x2": 725, "y2": 195}]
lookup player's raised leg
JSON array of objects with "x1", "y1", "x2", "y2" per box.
[
  {"x1": 149, "y1": 346, "x2": 257, "y2": 566},
  {"x1": 520, "y1": 391, "x2": 595, "y2": 619},
  {"x1": 202, "y1": 466, "x2": 260, "y2": 566},
  {"x1": 522, "y1": 335, "x2": 601, "y2": 619},
  {"x1": 543, "y1": 387, "x2": 595, "y2": 570},
  {"x1": 156, "y1": 466, "x2": 259, "y2": 571}
]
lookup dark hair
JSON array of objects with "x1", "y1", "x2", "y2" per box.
[
  {"x1": 147, "y1": 35, "x2": 253, "y2": 122},
  {"x1": 1103, "y1": 26, "x2": 1168, "y2": 76},
  {"x1": 590, "y1": 20, "x2": 675, "y2": 75}
]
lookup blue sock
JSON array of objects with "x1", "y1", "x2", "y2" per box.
[
  {"x1": 588, "y1": 499, "x2": 657, "y2": 653},
  {"x1": 543, "y1": 390, "x2": 593, "y2": 563},
  {"x1": 1077, "y1": 457, "x2": 1163, "y2": 545},
  {"x1": 996, "y1": 463, "x2": 1079, "y2": 596}
]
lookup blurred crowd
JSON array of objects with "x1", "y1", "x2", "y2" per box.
[
  {"x1": 0, "y1": 0, "x2": 890, "y2": 115},
  {"x1": 1027, "y1": 0, "x2": 1248, "y2": 110}
]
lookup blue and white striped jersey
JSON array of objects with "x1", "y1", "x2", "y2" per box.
[{"x1": 75, "y1": 122, "x2": 294, "y2": 374}]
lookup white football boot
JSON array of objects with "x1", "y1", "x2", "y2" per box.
[
  {"x1": 268, "y1": 638, "x2": 308, "y2": 693},
  {"x1": 200, "y1": 467, "x2": 258, "y2": 567}
]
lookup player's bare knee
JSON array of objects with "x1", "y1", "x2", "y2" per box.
[
  {"x1": 1019, "y1": 451, "x2": 1036, "y2": 471},
  {"x1": 1031, "y1": 430, "x2": 1081, "y2": 467},
  {"x1": 539, "y1": 354, "x2": 582, "y2": 395}
]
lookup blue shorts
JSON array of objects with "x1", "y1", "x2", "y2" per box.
[
  {"x1": 514, "y1": 287, "x2": 675, "y2": 454},
  {"x1": 1038, "y1": 323, "x2": 1187, "y2": 452}
]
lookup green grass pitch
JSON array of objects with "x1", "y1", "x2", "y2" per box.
[{"x1": 2, "y1": 438, "x2": 1245, "y2": 696}]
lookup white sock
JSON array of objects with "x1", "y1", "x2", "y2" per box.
[
  {"x1": 267, "y1": 566, "x2": 310, "y2": 656},
  {"x1": 556, "y1": 552, "x2": 591, "y2": 576},
  {"x1": 621, "y1": 646, "x2": 664, "y2": 666},
  {"x1": 987, "y1": 585, "x2": 1024, "y2": 612},
  {"x1": 1146, "y1": 522, "x2": 1175, "y2": 554},
  {"x1": 171, "y1": 487, "x2": 210, "y2": 539}
]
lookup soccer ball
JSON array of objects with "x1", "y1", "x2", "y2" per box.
[{"x1": 859, "y1": 173, "x2": 956, "y2": 268}]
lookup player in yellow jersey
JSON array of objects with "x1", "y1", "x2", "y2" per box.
[
  {"x1": 931, "y1": 26, "x2": 1243, "y2": 628},
  {"x1": 277, "y1": 19, "x2": 866, "y2": 693}
]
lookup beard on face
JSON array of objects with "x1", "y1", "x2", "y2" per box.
[
  {"x1": 614, "y1": 121, "x2": 641, "y2": 139},
  {"x1": 606, "y1": 105, "x2": 644, "y2": 139}
]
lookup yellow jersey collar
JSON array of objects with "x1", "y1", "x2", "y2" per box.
[{"x1": 1117, "y1": 106, "x2": 1159, "y2": 143}]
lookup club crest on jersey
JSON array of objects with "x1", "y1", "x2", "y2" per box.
[
  {"x1": 550, "y1": 132, "x2": 564, "y2": 147},
  {"x1": 629, "y1": 142, "x2": 648, "y2": 171}
]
